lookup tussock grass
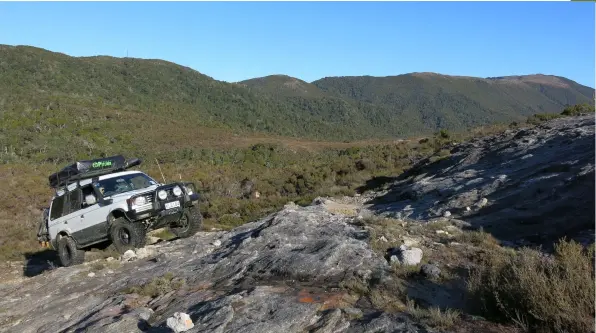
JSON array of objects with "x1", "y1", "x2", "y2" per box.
[
  {"x1": 123, "y1": 272, "x2": 186, "y2": 298},
  {"x1": 406, "y1": 298, "x2": 461, "y2": 329},
  {"x1": 392, "y1": 262, "x2": 422, "y2": 279},
  {"x1": 467, "y1": 239, "x2": 595, "y2": 333},
  {"x1": 425, "y1": 220, "x2": 451, "y2": 231},
  {"x1": 456, "y1": 228, "x2": 500, "y2": 247}
]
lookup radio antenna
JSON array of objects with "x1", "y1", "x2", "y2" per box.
[{"x1": 155, "y1": 158, "x2": 166, "y2": 183}]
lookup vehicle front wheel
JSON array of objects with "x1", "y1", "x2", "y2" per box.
[
  {"x1": 169, "y1": 206, "x2": 202, "y2": 238},
  {"x1": 109, "y1": 217, "x2": 147, "y2": 254},
  {"x1": 57, "y1": 236, "x2": 86, "y2": 267}
]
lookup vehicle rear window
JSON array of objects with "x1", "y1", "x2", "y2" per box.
[
  {"x1": 67, "y1": 189, "x2": 82, "y2": 215},
  {"x1": 50, "y1": 195, "x2": 65, "y2": 220}
]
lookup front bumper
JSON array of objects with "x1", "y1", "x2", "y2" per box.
[{"x1": 125, "y1": 182, "x2": 200, "y2": 227}]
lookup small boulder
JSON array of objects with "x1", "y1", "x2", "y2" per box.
[
  {"x1": 87, "y1": 272, "x2": 95, "y2": 278},
  {"x1": 443, "y1": 211, "x2": 452, "y2": 218},
  {"x1": 284, "y1": 202, "x2": 299, "y2": 210},
  {"x1": 420, "y1": 264, "x2": 441, "y2": 279},
  {"x1": 311, "y1": 197, "x2": 326, "y2": 205},
  {"x1": 121, "y1": 250, "x2": 137, "y2": 262},
  {"x1": 343, "y1": 307, "x2": 363, "y2": 320},
  {"x1": 402, "y1": 248, "x2": 423, "y2": 266},
  {"x1": 147, "y1": 236, "x2": 161, "y2": 244},
  {"x1": 212, "y1": 239, "x2": 222, "y2": 247},
  {"x1": 135, "y1": 247, "x2": 154, "y2": 259},
  {"x1": 166, "y1": 312, "x2": 194, "y2": 332},
  {"x1": 391, "y1": 246, "x2": 423, "y2": 266},
  {"x1": 476, "y1": 198, "x2": 488, "y2": 208},
  {"x1": 137, "y1": 307, "x2": 154, "y2": 321}
]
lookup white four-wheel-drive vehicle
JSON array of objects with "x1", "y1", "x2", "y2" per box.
[{"x1": 37, "y1": 155, "x2": 202, "y2": 267}]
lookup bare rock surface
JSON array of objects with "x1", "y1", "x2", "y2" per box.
[
  {"x1": 0, "y1": 204, "x2": 432, "y2": 333},
  {"x1": 367, "y1": 115, "x2": 595, "y2": 249}
]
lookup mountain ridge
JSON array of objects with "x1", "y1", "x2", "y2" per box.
[
  {"x1": 3, "y1": 43, "x2": 595, "y2": 89},
  {"x1": 1, "y1": 44, "x2": 594, "y2": 154}
]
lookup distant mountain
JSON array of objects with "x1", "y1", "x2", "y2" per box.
[
  {"x1": 310, "y1": 72, "x2": 593, "y2": 131},
  {"x1": 0, "y1": 44, "x2": 593, "y2": 163},
  {"x1": 238, "y1": 75, "x2": 327, "y2": 99}
]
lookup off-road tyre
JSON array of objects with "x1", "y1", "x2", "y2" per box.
[
  {"x1": 169, "y1": 206, "x2": 202, "y2": 239},
  {"x1": 57, "y1": 236, "x2": 86, "y2": 267},
  {"x1": 109, "y1": 217, "x2": 147, "y2": 254}
]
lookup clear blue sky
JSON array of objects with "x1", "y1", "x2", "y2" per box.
[{"x1": 1, "y1": 2, "x2": 594, "y2": 88}]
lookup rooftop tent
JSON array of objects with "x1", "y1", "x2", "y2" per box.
[{"x1": 48, "y1": 155, "x2": 142, "y2": 189}]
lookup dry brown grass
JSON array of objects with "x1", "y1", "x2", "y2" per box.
[
  {"x1": 456, "y1": 228, "x2": 500, "y2": 248},
  {"x1": 123, "y1": 272, "x2": 186, "y2": 298},
  {"x1": 467, "y1": 239, "x2": 595, "y2": 333},
  {"x1": 406, "y1": 298, "x2": 461, "y2": 329}
]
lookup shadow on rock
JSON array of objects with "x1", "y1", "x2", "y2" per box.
[
  {"x1": 22, "y1": 249, "x2": 59, "y2": 277},
  {"x1": 356, "y1": 175, "x2": 399, "y2": 193}
]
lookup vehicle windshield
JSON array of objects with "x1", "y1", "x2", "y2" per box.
[{"x1": 94, "y1": 173, "x2": 158, "y2": 197}]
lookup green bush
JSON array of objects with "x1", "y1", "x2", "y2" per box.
[{"x1": 561, "y1": 103, "x2": 595, "y2": 116}]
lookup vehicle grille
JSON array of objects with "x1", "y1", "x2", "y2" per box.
[
  {"x1": 134, "y1": 193, "x2": 155, "y2": 212},
  {"x1": 143, "y1": 194, "x2": 154, "y2": 203}
]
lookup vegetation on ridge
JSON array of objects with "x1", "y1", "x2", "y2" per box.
[{"x1": 1, "y1": 44, "x2": 594, "y2": 148}]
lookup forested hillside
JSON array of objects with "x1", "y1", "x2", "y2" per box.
[
  {"x1": 309, "y1": 73, "x2": 594, "y2": 131},
  {"x1": 2, "y1": 45, "x2": 594, "y2": 162}
]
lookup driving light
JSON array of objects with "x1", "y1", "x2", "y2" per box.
[
  {"x1": 158, "y1": 190, "x2": 168, "y2": 200},
  {"x1": 173, "y1": 186, "x2": 182, "y2": 197},
  {"x1": 184, "y1": 186, "x2": 193, "y2": 195},
  {"x1": 133, "y1": 196, "x2": 147, "y2": 206}
]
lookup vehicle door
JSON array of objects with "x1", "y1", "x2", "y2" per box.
[
  {"x1": 68, "y1": 185, "x2": 109, "y2": 245},
  {"x1": 48, "y1": 194, "x2": 69, "y2": 240}
]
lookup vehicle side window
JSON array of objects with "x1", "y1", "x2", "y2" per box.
[
  {"x1": 50, "y1": 195, "x2": 65, "y2": 220},
  {"x1": 66, "y1": 188, "x2": 82, "y2": 215},
  {"x1": 81, "y1": 185, "x2": 97, "y2": 208}
]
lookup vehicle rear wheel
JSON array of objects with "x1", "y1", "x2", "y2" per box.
[
  {"x1": 169, "y1": 206, "x2": 202, "y2": 238},
  {"x1": 109, "y1": 217, "x2": 147, "y2": 254},
  {"x1": 57, "y1": 236, "x2": 86, "y2": 267}
]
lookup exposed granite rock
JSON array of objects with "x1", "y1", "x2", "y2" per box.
[
  {"x1": 0, "y1": 204, "x2": 410, "y2": 333},
  {"x1": 368, "y1": 115, "x2": 595, "y2": 249},
  {"x1": 420, "y1": 264, "x2": 441, "y2": 279}
]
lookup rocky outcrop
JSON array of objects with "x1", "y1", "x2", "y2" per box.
[
  {"x1": 0, "y1": 203, "x2": 431, "y2": 333},
  {"x1": 368, "y1": 115, "x2": 595, "y2": 249}
]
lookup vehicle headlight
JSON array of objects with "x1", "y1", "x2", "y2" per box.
[
  {"x1": 158, "y1": 190, "x2": 168, "y2": 200},
  {"x1": 133, "y1": 196, "x2": 147, "y2": 206},
  {"x1": 184, "y1": 186, "x2": 193, "y2": 195},
  {"x1": 173, "y1": 186, "x2": 182, "y2": 197}
]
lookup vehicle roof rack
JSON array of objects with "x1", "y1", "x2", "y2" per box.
[{"x1": 49, "y1": 155, "x2": 142, "y2": 189}]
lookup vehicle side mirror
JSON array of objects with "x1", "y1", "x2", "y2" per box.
[{"x1": 85, "y1": 195, "x2": 97, "y2": 206}]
